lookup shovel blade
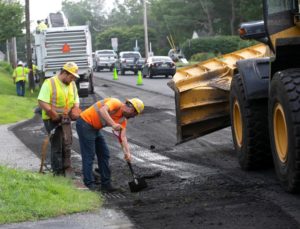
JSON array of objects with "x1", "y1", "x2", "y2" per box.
[{"x1": 128, "y1": 178, "x2": 147, "y2": 192}]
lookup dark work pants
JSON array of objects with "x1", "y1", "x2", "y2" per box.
[
  {"x1": 16, "y1": 80, "x2": 25, "y2": 96},
  {"x1": 44, "y1": 120, "x2": 72, "y2": 175},
  {"x1": 76, "y1": 117, "x2": 111, "y2": 187}
]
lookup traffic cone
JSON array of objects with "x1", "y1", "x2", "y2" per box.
[
  {"x1": 113, "y1": 68, "x2": 118, "y2": 80},
  {"x1": 136, "y1": 70, "x2": 143, "y2": 86}
]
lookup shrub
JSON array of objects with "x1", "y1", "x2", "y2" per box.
[
  {"x1": 190, "y1": 52, "x2": 216, "y2": 62},
  {"x1": 181, "y1": 36, "x2": 257, "y2": 59},
  {"x1": 0, "y1": 61, "x2": 13, "y2": 74}
]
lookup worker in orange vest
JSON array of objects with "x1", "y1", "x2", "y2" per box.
[{"x1": 76, "y1": 97, "x2": 144, "y2": 192}]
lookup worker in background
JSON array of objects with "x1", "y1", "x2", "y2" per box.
[
  {"x1": 32, "y1": 63, "x2": 39, "y2": 83},
  {"x1": 76, "y1": 97, "x2": 144, "y2": 192},
  {"x1": 12, "y1": 61, "x2": 30, "y2": 96},
  {"x1": 36, "y1": 20, "x2": 48, "y2": 33},
  {"x1": 38, "y1": 62, "x2": 82, "y2": 177}
]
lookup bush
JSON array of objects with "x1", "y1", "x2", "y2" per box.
[
  {"x1": 181, "y1": 36, "x2": 257, "y2": 60},
  {"x1": 0, "y1": 61, "x2": 13, "y2": 74},
  {"x1": 190, "y1": 52, "x2": 216, "y2": 62}
]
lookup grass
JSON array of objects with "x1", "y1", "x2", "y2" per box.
[
  {"x1": 0, "y1": 69, "x2": 39, "y2": 124},
  {"x1": 0, "y1": 64, "x2": 103, "y2": 224},
  {"x1": 0, "y1": 166, "x2": 101, "y2": 224}
]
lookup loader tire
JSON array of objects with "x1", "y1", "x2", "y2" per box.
[
  {"x1": 230, "y1": 74, "x2": 271, "y2": 170},
  {"x1": 269, "y1": 69, "x2": 300, "y2": 193}
]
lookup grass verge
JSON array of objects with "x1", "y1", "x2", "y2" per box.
[
  {"x1": 0, "y1": 69, "x2": 38, "y2": 124},
  {"x1": 0, "y1": 63, "x2": 103, "y2": 224},
  {"x1": 0, "y1": 166, "x2": 101, "y2": 224}
]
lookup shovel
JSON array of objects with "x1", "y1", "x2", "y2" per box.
[
  {"x1": 127, "y1": 161, "x2": 148, "y2": 192},
  {"x1": 112, "y1": 130, "x2": 148, "y2": 192}
]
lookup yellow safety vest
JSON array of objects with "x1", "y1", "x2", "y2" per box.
[
  {"x1": 42, "y1": 76, "x2": 77, "y2": 120},
  {"x1": 13, "y1": 66, "x2": 28, "y2": 82}
]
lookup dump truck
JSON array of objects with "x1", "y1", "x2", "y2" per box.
[
  {"x1": 168, "y1": 0, "x2": 300, "y2": 193},
  {"x1": 34, "y1": 11, "x2": 94, "y2": 97}
]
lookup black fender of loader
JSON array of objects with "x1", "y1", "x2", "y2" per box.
[{"x1": 236, "y1": 58, "x2": 270, "y2": 100}]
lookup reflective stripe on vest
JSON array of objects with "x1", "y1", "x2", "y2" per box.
[
  {"x1": 49, "y1": 77, "x2": 76, "y2": 114},
  {"x1": 93, "y1": 101, "x2": 125, "y2": 127}
]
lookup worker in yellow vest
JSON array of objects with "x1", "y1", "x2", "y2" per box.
[
  {"x1": 38, "y1": 62, "x2": 82, "y2": 177},
  {"x1": 12, "y1": 61, "x2": 30, "y2": 96},
  {"x1": 36, "y1": 20, "x2": 48, "y2": 33}
]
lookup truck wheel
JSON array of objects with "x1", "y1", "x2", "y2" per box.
[
  {"x1": 269, "y1": 70, "x2": 300, "y2": 193},
  {"x1": 230, "y1": 74, "x2": 271, "y2": 170}
]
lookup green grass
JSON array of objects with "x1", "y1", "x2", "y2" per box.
[
  {"x1": 0, "y1": 166, "x2": 102, "y2": 224},
  {"x1": 0, "y1": 63, "x2": 103, "y2": 224},
  {"x1": 0, "y1": 69, "x2": 39, "y2": 124}
]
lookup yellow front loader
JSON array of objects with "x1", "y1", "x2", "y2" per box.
[{"x1": 169, "y1": 0, "x2": 300, "y2": 193}]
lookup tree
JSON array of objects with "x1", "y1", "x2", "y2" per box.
[{"x1": 0, "y1": 0, "x2": 24, "y2": 42}]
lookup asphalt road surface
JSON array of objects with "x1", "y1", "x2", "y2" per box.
[{"x1": 12, "y1": 71, "x2": 300, "y2": 229}]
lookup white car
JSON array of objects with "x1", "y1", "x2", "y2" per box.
[{"x1": 94, "y1": 49, "x2": 118, "y2": 72}]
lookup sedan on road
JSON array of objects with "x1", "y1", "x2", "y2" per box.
[{"x1": 142, "y1": 56, "x2": 176, "y2": 78}]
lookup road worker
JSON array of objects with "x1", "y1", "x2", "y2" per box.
[
  {"x1": 12, "y1": 61, "x2": 30, "y2": 96},
  {"x1": 38, "y1": 62, "x2": 82, "y2": 177},
  {"x1": 76, "y1": 97, "x2": 144, "y2": 192},
  {"x1": 36, "y1": 20, "x2": 48, "y2": 33}
]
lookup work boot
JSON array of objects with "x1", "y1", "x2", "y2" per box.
[
  {"x1": 64, "y1": 167, "x2": 75, "y2": 179},
  {"x1": 101, "y1": 184, "x2": 119, "y2": 193},
  {"x1": 87, "y1": 184, "x2": 101, "y2": 192}
]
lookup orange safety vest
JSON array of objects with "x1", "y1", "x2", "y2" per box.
[{"x1": 80, "y1": 98, "x2": 127, "y2": 129}]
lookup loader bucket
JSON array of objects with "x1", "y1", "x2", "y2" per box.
[{"x1": 168, "y1": 44, "x2": 268, "y2": 144}]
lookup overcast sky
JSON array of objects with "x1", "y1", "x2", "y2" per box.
[{"x1": 21, "y1": 0, "x2": 115, "y2": 27}]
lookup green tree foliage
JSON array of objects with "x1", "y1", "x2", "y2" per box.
[
  {"x1": 95, "y1": 25, "x2": 157, "y2": 56},
  {"x1": 0, "y1": 0, "x2": 24, "y2": 42}
]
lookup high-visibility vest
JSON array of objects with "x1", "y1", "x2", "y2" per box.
[
  {"x1": 80, "y1": 98, "x2": 127, "y2": 129},
  {"x1": 13, "y1": 66, "x2": 27, "y2": 82},
  {"x1": 41, "y1": 76, "x2": 77, "y2": 120},
  {"x1": 37, "y1": 22, "x2": 47, "y2": 31}
]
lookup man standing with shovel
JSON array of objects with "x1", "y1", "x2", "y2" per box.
[{"x1": 76, "y1": 97, "x2": 144, "y2": 192}]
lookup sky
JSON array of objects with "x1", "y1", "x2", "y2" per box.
[{"x1": 20, "y1": 0, "x2": 115, "y2": 27}]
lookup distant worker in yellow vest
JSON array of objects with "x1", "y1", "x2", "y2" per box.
[
  {"x1": 12, "y1": 61, "x2": 30, "y2": 96},
  {"x1": 38, "y1": 62, "x2": 82, "y2": 177},
  {"x1": 36, "y1": 20, "x2": 48, "y2": 33}
]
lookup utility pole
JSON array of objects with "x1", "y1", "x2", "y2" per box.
[
  {"x1": 143, "y1": 0, "x2": 149, "y2": 59},
  {"x1": 25, "y1": 0, "x2": 35, "y2": 91}
]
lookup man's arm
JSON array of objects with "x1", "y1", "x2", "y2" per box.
[
  {"x1": 120, "y1": 128, "x2": 131, "y2": 161},
  {"x1": 99, "y1": 105, "x2": 121, "y2": 130},
  {"x1": 38, "y1": 100, "x2": 61, "y2": 122}
]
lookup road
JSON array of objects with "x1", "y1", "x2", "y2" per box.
[{"x1": 12, "y1": 70, "x2": 300, "y2": 229}]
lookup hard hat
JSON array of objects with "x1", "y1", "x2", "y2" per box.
[
  {"x1": 62, "y1": 62, "x2": 80, "y2": 78},
  {"x1": 126, "y1": 98, "x2": 144, "y2": 114},
  {"x1": 17, "y1": 61, "x2": 24, "y2": 66}
]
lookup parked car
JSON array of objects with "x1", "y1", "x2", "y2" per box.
[
  {"x1": 116, "y1": 51, "x2": 145, "y2": 75},
  {"x1": 94, "y1": 49, "x2": 118, "y2": 72},
  {"x1": 142, "y1": 56, "x2": 176, "y2": 78}
]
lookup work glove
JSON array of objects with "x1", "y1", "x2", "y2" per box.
[
  {"x1": 112, "y1": 123, "x2": 122, "y2": 131},
  {"x1": 46, "y1": 109, "x2": 61, "y2": 122},
  {"x1": 69, "y1": 107, "x2": 82, "y2": 121}
]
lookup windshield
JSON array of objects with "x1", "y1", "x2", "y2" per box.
[
  {"x1": 267, "y1": 0, "x2": 292, "y2": 14},
  {"x1": 122, "y1": 53, "x2": 141, "y2": 58},
  {"x1": 96, "y1": 50, "x2": 115, "y2": 55},
  {"x1": 152, "y1": 57, "x2": 172, "y2": 62}
]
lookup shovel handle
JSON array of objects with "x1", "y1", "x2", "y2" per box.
[{"x1": 127, "y1": 161, "x2": 136, "y2": 179}]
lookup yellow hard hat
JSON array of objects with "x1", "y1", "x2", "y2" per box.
[
  {"x1": 127, "y1": 98, "x2": 144, "y2": 114},
  {"x1": 62, "y1": 62, "x2": 80, "y2": 78}
]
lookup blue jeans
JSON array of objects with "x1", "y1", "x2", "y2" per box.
[
  {"x1": 76, "y1": 117, "x2": 111, "y2": 187},
  {"x1": 16, "y1": 80, "x2": 25, "y2": 96}
]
